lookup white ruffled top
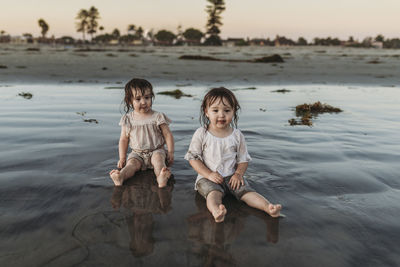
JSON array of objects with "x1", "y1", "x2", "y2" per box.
[
  {"x1": 119, "y1": 110, "x2": 171, "y2": 151},
  {"x1": 184, "y1": 127, "x2": 252, "y2": 189}
]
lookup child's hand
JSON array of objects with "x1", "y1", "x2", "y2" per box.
[
  {"x1": 117, "y1": 158, "x2": 126, "y2": 169},
  {"x1": 229, "y1": 173, "x2": 244, "y2": 190},
  {"x1": 208, "y1": 172, "x2": 224, "y2": 184},
  {"x1": 167, "y1": 151, "x2": 174, "y2": 166}
]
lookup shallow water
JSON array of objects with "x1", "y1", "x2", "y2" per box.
[{"x1": 1, "y1": 83, "x2": 400, "y2": 267}]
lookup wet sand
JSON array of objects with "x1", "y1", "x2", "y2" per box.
[
  {"x1": 1, "y1": 44, "x2": 400, "y2": 86},
  {"x1": 1, "y1": 47, "x2": 400, "y2": 266}
]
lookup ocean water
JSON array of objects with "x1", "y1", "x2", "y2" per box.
[{"x1": 0, "y1": 83, "x2": 399, "y2": 266}]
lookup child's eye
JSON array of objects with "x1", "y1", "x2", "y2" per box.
[
  {"x1": 145, "y1": 96, "x2": 151, "y2": 100},
  {"x1": 212, "y1": 109, "x2": 218, "y2": 112},
  {"x1": 225, "y1": 109, "x2": 231, "y2": 112},
  {"x1": 135, "y1": 98, "x2": 141, "y2": 101}
]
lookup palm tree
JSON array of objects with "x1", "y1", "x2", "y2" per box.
[
  {"x1": 204, "y1": 0, "x2": 225, "y2": 46},
  {"x1": 127, "y1": 24, "x2": 136, "y2": 35},
  {"x1": 76, "y1": 9, "x2": 89, "y2": 41},
  {"x1": 87, "y1": 6, "x2": 100, "y2": 40},
  {"x1": 38, "y1": 19, "x2": 49, "y2": 38},
  {"x1": 136, "y1": 26, "x2": 144, "y2": 40}
]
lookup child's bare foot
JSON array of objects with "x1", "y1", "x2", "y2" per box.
[
  {"x1": 157, "y1": 167, "x2": 171, "y2": 188},
  {"x1": 109, "y1": 169, "x2": 123, "y2": 186},
  {"x1": 212, "y1": 204, "x2": 227, "y2": 223},
  {"x1": 266, "y1": 204, "x2": 282, "y2": 218}
]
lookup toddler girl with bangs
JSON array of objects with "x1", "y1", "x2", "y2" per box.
[{"x1": 185, "y1": 87, "x2": 281, "y2": 222}]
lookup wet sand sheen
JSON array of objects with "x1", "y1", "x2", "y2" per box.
[{"x1": 0, "y1": 84, "x2": 400, "y2": 266}]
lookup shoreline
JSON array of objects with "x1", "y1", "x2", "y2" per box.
[{"x1": 1, "y1": 44, "x2": 399, "y2": 87}]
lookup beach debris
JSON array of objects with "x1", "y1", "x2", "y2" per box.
[
  {"x1": 367, "y1": 60, "x2": 381, "y2": 64},
  {"x1": 0, "y1": 65, "x2": 7, "y2": 69},
  {"x1": 259, "y1": 108, "x2": 267, "y2": 112},
  {"x1": 129, "y1": 53, "x2": 138, "y2": 57},
  {"x1": 175, "y1": 83, "x2": 192, "y2": 87},
  {"x1": 83, "y1": 119, "x2": 99, "y2": 124},
  {"x1": 253, "y1": 54, "x2": 284, "y2": 63},
  {"x1": 26, "y1": 48, "x2": 40, "y2": 51},
  {"x1": 106, "y1": 53, "x2": 117, "y2": 57},
  {"x1": 157, "y1": 89, "x2": 192, "y2": 99},
  {"x1": 231, "y1": 87, "x2": 257, "y2": 91},
  {"x1": 16, "y1": 66, "x2": 27, "y2": 69},
  {"x1": 104, "y1": 86, "x2": 124, "y2": 89},
  {"x1": 289, "y1": 101, "x2": 342, "y2": 126},
  {"x1": 272, "y1": 89, "x2": 291, "y2": 93},
  {"x1": 179, "y1": 55, "x2": 220, "y2": 61},
  {"x1": 76, "y1": 111, "x2": 98, "y2": 124},
  {"x1": 18, "y1": 92, "x2": 33, "y2": 99},
  {"x1": 102, "y1": 67, "x2": 108, "y2": 70},
  {"x1": 315, "y1": 50, "x2": 326, "y2": 53},
  {"x1": 179, "y1": 54, "x2": 284, "y2": 64}
]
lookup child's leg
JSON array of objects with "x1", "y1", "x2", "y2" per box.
[
  {"x1": 109, "y1": 158, "x2": 142, "y2": 186},
  {"x1": 206, "y1": 190, "x2": 227, "y2": 223},
  {"x1": 150, "y1": 152, "x2": 171, "y2": 188},
  {"x1": 240, "y1": 192, "x2": 282, "y2": 217}
]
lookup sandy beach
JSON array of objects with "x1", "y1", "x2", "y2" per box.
[
  {"x1": 1, "y1": 44, "x2": 400, "y2": 267},
  {"x1": 1, "y1": 44, "x2": 399, "y2": 86}
]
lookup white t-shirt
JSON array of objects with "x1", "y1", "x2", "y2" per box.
[{"x1": 184, "y1": 127, "x2": 252, "y2": 189}]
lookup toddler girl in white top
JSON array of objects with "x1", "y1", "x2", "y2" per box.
[
  {"x1": 185, "y1": 87, "x2": 281, "y2": 222},
  {"x1": 109, "y1": 78, "x2": 174, "y2": 187}
]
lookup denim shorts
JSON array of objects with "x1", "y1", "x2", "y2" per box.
[{"x1": 196, "y1": 175, "x2": 255, "y2": 200}]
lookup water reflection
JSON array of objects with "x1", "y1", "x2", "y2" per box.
[
  {"x1": 110, "y1": 170, "x2": 174, "y2": 257},
  {"x1": 187, "y1": 194, "x2": 279, "y2": 266}
]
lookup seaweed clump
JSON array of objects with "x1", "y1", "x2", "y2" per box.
[
  {"x1": 179, "y1": 55, "x2": 220, "y2": 61},
  {"x1": 252, "y1": 54, "x2": 284, "y2": 63},
  {"x1": 157, "y1": 89, "x2": 192, "y2": 99},
  {"x1": 289, "y1": 101, "x2": 342, "y2": 126},
  {"x1": 272, "y1": 89, "x2": 291, "y2": 93},
  {"x1": 18, "y1": 92, "x2": 33, "y2": 99}
]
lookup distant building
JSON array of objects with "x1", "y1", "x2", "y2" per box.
[
  {"x1": 0, "y1": 35, "x2": 11, "y2": 43},
  {"x1": 223, "y1": 38, "x2": 246, "y2": 47},
  {"x1": 371, "y1": 41, "x2": 383, "y2": 49}
]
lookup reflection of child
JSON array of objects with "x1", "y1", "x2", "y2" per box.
[
  {"x1": 109, "y1": 78, "x2": 174, "y2": 187},
  {"x1": 185, "y1": 87, "x2": 282, "y2": 223},
  {"x1": 111, "y1": 170, "x2": 174, "y2": 257}
]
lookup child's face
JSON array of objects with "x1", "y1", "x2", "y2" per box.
[
  {"x1": 205, "y1": 97, "x2": 234, "y2": 130},
  {"x1": 132, "y1": 88, "x2": 152, "y2": 113}
]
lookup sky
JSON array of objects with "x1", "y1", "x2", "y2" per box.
[{"x1": 1, "y1": 0, "x2": 400, "y2": 41}]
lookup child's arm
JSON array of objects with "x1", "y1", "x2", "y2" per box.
[
  {"x1": 118, "y1": 126, "x2": 129, "y2": 168},
  {"x1": 189, "y1": 159, "x2": 224, "y2": 184},
  {"x1": 160, "y1": 124, "x2": 174, "y2": 166},
  {"x1": 229, "y1": 162, "x2": 248, "y2": 190}
]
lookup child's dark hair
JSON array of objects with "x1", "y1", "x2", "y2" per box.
[
  {"x1": 200, "y1": 87, "x2": 241, "y2": 129},
  {"x1": 123, "y1": 78, "x2": 155, "y2": 113}
]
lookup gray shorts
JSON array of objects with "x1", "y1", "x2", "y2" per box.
[
  {"x1": 196, "y1": 175, "x2": 255, "y2": 200},
  {"x1": 127, "y1": 148, "x2": 166, "y2": 171}
]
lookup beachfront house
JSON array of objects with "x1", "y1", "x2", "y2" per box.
[{"x1": 223, "y1": 38, "x2": 246, "y2": 47}]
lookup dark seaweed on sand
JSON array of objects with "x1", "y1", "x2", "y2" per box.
[
  {"x1": 252, "y1": 54, "x2": 284, "y2": 63},
  {"x1": 272, "y1": 89, "x2": 291, "y2": 93},
  {"x1": 0, "y1": 65, "x2": 7, "y2": 69},
  {"x1": 157, "y1": 89, "x2": 192, "y2": 99},
  {"x1": 179, "y1": 54, "x2": 284, "y2": 63},
  {"x1": 18, "y1": 92, "x2": 33, "y2": 99},
  {"x1": 83, "y1": 119, "x2": 99, "y2": 124},
  {"x1": 289, "y1": 101, "x2": 342, "y2": 126},
  {"x1": 179, "y1": 55, "x2": 220, "y2": 61}
]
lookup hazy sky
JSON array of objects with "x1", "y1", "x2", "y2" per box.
[{"x1": 1, "y1": 0, "x2": 400, "y2": 40}]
